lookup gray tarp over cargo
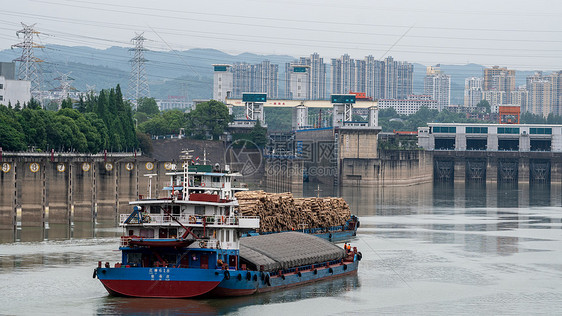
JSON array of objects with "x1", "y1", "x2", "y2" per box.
[{"x1": 239, "y1": 232, "x2": 346, "y2": 272}]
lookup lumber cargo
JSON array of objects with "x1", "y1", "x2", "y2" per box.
[{"x1": 235, "y1": 191, "x2": 351, "y2": 232}]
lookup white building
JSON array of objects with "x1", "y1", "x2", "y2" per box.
[
  {"x1": 464, "y1": 77, "x2": 483, "y2": 108},
  {"x1": 424, "y1": 65, "x2": 450, "y2": 111},
  {"x1": 212, "y1": 64, "x2": 233, "y2": 103},
  {"x1": 156, "y1": 97, "x2": 191, "y2": 111},
  {"x1": 418, "y1": 123, "x2": 562, "y2": 152},
  {"x1": 379, "y1": 95, "x2": 437, "y2": 115},
  {"x1": 483, "y1": 90, "x2": 506, "y2": 113},
  {"x1": 285, "y1": 64, "x2": 310, "y2": 100},
  {"x1": 0, "y1": 76, "x2": 31, "y2": 106}
]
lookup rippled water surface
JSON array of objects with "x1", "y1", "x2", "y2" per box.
[{"x1": 1, "y1": 182, "x2": 561, "y2": 315}]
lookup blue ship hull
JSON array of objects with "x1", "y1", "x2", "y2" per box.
[
  {"x1": 96, "y1": 257, "x2": 360, "y2": 298},
  {"x1": 211, "y1": 260, "x2": 359, "y2": 296}
]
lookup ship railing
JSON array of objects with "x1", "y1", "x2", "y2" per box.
[
  {"x1": 197, "y1": 239, "x2": 238, "y2": 250},
  {"x1": 119, "y1": 214, "x2": 259, "y2": 228}
]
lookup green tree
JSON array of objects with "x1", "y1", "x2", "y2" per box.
[
  {"x1": 0, "y1": 106, "x2": 26, "y2": 150},
  {"x1": 137, "y1": 97, "x2": 160, "y2": 117},
  {"x1": 26, "y1": 97, "x2": 41, "y2": 110},
  {"x1": 61, "y1": 97, "x2": 73, "y2": 109},
  {"x1": 187, "y1": 100, "x2": 232, "y2": 140},
  {"x1": 520, "y1": 112, "x2": 546, "y2": 124},
  {"x1": 19, "y1": 108, "x2": 47, "y2": 149},
  {"x1": 250, "y1": 119, "x2": 268, "y2": 147},
  {"x1": 77, "y1": 94, "x2": 87, "y2": 113},
  {"x1": 476, "y1": 100, "x2": 491, "y2": 113},
  {"x1": 136, "y1": 130, "x2": 153, "y2": 156},
  {"x1": 264, "y1": 107, "x2": 292, "y2": 131}
]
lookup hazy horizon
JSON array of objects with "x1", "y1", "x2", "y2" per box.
[{"x1": 2, "y1": 0, "x2": 561, "y2": 71}]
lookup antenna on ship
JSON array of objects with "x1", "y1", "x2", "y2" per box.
[
  {"x1": 315, "y1": 184, "x2": 322, "y2": 198},
  {"x1": 202, "y1": 148, "x2": 209, "y2": 165},
  {"x1": 143, "y1": 173, "x2": 157, "y2": 199},
  {"x1": 180, "y1": 149, "x2": 194, "y2": 166}
]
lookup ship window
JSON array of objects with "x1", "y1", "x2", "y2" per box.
[
  {"x1": 169, "y1": 228, "x2": 177, "y2": 238},
  {"x1": 172, "y1": 206, "x2": 180, "y2": 215},
  {"x1": 212, "y1": 176, "x2": 221, "y2": 183},
  {"x1": 150, "y1": 206, "x2": 160, "y2": 214},
  {"x1": 128, "y1": 253, "x2": 142, "y2": 266},
  {"x1": 195, "y1": 205, "x2": 205, "y2": 215},
  {"x1": 194, "y1": 175, "x2": 202, "y2": 186}
]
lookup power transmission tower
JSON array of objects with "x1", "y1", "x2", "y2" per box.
[
  {"x1": 52, "y1": 72, "x2": 77, "y2": 107},
  {"x1": 11, "y1": 23, "x2": 44, "y2": 101},
  {"x1": 128, "y1": 33, "x2": 150, "y2": 109}
]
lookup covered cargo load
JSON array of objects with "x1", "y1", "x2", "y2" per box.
[{"x1": 239, "y1": 232, "x2": 345, "y2": 272}]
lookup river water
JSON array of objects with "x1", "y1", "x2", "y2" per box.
[{"x1": 1, "y1": 182, "x2": 562, "y2": 315}]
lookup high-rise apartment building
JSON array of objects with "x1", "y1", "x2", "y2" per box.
[
  {"x1": 284, "y1": 53, "x2": 327, "y2": 100},
  {"x1": 549, "y1": 71, "x2": 562, "y2": 116},
  {"x1": 526, "y1": 72, "x2": 554, "y2": 117},
  {"x1": 364, "y1": 55, "x2": 384, "y2": 100},
  {"x1": 330, "y1": 55, "x2": 412, "y2": 100},
  {"x1": 483, "y1": 90, "x2": 506, "y2": 113},
  {"x1": 424, "y1": 65, "x2": 450, "y2": 111},
  {"x1": 511, "y1": 87, "x2": 528, "y2": 112},
  {"x1": 253, "y1": 60, "x2": 278, "y2": 99},
  {"x1": 227, "y1": 61, "x2": 279, "y2": 99},
  {"x1": 303, "y1": 53, "x2": 327, "y2": 99},
  {"x1": 396, "y1": 59, "x2": 414, "y2": 99},
  {"x1": 464, "y1": 77, "x2": 483, "y2": 108},
  {"x1": 331, "y1": 54, "x2": 358, "y2": 94},
  {"x1": 231, "y1": 63, "x2": 252, "y2": 99},
  {"x1": 483, "y1": 66, "x2": 516, "y2": 104}
]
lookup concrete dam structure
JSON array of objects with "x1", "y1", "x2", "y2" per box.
[
  {"x1": 419, "y1": 123, "x2": 562, "y2": 183},
  {"x1": 0, "y1": 152, "x2": 176, "y2": 229}
]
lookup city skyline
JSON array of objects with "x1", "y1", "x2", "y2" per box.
[{"x1": 2, "y1": 0, "x2": 562, "y2": 71}]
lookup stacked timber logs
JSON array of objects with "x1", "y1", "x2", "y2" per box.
[{"x1": 235, "y1": 191, "x2": 351, "y2": 232}]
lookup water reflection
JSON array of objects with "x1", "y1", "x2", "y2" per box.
[
  {"x1": 497, "y1": 182, "x2": 519, "y2": 208},
  {"x1": 529, "y1": 183, "x2": 551, "y2": 207},
  {"x1": 0, "y1": 220, "x2": 121, "y2": 244},
  {"x1": 465, "y1": 182, "x2": 487, "y2": 208},
  {"x1": 96, "y1": 275, "x2": 359, "y2": 315}
]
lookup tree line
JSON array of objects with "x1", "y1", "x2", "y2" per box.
[
  {"x1": 136, "y1": 98, "x2": 267, "y2": 147},
  {"x1": 0, "y1": 85, "x2": 139, "y2": 153}
]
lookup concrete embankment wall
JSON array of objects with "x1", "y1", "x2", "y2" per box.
[
  {"x1": 340, "y1": 150, "x2": 433, "y2": 186},
  {"x1": 0, "y1": 154, "x2": 160, "y2": 228},
  {"x1": 0, "y1": 138, "x2": 267, "y2": 228}
]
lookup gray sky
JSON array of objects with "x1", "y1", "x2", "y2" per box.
[{"x1": 2, "y1": 0, "x2": 562, "y2": 70}]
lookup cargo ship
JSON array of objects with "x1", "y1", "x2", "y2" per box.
[{"x1": 93, "y1": 151, "x2": 361, "y2": 298}]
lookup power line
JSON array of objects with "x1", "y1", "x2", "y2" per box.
[
  {"x1": 21, "y1": 1, "x2": 562, "y2": 44},
  {"x1": 31, "y1": 0, "x2": 562, "y2": 32}
]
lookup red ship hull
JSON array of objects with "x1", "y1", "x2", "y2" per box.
[{"x1": 100, "y1": 279, "x2": 222, "y2": 298}]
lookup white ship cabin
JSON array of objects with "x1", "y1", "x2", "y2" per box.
[{"x1": 120, "y1": 164, "x2": 259, "y2": 250}]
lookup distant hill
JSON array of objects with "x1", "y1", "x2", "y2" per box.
[{"x1": 0, "y1": 45, "x2": 548, "y2": 104}]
